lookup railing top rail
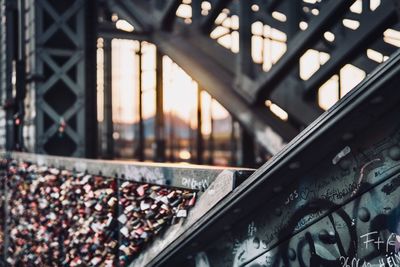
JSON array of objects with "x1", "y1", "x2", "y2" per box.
[{"x1": 1, "y1": 151, "x2": 254, "y2": 192}]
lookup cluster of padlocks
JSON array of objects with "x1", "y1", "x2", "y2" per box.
[
  {"x1": 0, "y1": 162, "x2": 4, "y2": 263},
  {"x1": 118, "y1": 181, "x2": 196, "y2": 265},
  {"x1": 0, "y1": 158, "x2": 196, "y2": 266}
]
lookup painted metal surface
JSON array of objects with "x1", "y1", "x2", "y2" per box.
[
  {"x1": 196, "y1": 114, "x2": 400, "y2": 267},
  {"x1": 0, "y1": 0, "x2": 16, "y2": 150},
  {"x1": 104, "y1": 0, "x2": 400, "y2": 156},
  {"x1": 5, "y1": 152, "x2": 253, "y2": 192},
  {"x1": 27, "y1": 0, "x2": 97, "y2": 157},
  {"x1": 0, "y1": 151, "x2": 253, "y2": 266},
  {"x1": 147, "y1": 50, "x2": 400, "y2": 267}
]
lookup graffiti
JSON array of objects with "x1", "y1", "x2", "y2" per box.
[
  {"x1": 320, "y1": 182, "x2": 359, "y2": 201},
  {"x1": 339, "y1": 256, "x2": 371, "y2": 267},
  {"x1": 340, "y1": 251, "x2": 400, "y2": 267},
  {"x1": 195, "y1": 252, "x2": 211, "y2": 267},
  {"x1": 181, "y1": 177, "x2": 210, "y2": 190},
  {"x1": 351, "y1": 159, "x2": 382, "y2": 197},
  {"x1": 123, "y1": 165, "x2": 166, "y2": 184},
  {"x1": 210, "y1": 157, "x2": 396, "y2": 266},
  {"x1": 381, "y1": 175, "x2": 400, "y2": 195},
  {"x1": 248, "y1": 222, "x2": 257, "y2": 237},
  {"x1": 284, "y1": 188, "x2": 311, "y2": 205},
  {"x1": 360, "y1": 232, "x2": 400, "y2": 252},
  {"x1": 186, "y1": 112, "x2": 400, "y2": 267}
]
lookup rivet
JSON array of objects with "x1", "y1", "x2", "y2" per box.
[
  {"x1": 339, "y1": 159, "x2": 352, "y2": 170},
  {"x1": 233, "y1": 208, "x2": 241, "y2": 213},
  {"x1": 288, "y1": 248, "x2": 296, "y2": 261},
  {"x1": 253, "y1": 237, "x2": 260, "y2": 249},
  {"x1": 388, "y1": 145, "x2": 400, "y2": 161},
  {"x1": 318, "y1": 229, "x2": 336, "y2": 244},
  {"x1": 274, "y1": 208, "x2": 282, "y2": 216},
  {"x1": 273, "y1": 185, "x2": 283, "y2": 193},
  {"x1": 358, "y1": 207, "x2": 370, "y2": 222},
  {"x1": 289, "y1": 162, "x2": 300, "y2": 170},
  {"x1": 342, "y1": 133, "x2": 354, "y2": 141},
  {"x1": 370, "y1": 96, "x2": 383, "y2": 104}
]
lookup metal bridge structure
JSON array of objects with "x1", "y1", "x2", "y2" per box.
[
  {"x1": 1, "y1": 0, "x2": 400, "y2": 266},
  {"x1": 1, "y1": 0, "x2": 399, "y2": 162}
]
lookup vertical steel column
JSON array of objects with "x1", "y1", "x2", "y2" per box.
[
  {"x1": 154, "y1": 49, "x2": 166, "y2": 162},
  {"x1": 24, "y1": 0, "x2": 38, "y2": 153},
  {"x1": 84, "y1": 0, "x2": 98, "y2": 158},
  {"x1": 14, "y1": 0, "x2": 26, "y2": 150},
  {"x1": 136, "y1": 44, "x2": 145, "y2": 161},
  {"x1": 230, "y1": 118, "x2": 237, "y2": 166},
  {"x1": 207, "y1": 99, "x2": 214, "y2": 165},
  {"x1": 237, "y1": 1, "x2": 255, "y2": 167},
  {"x1": 240, "y1": 126, "x2": 255, "y2": 167},
  {"x1": 237, "y1": 1, "x2": 254, "y2": 79},
  {"x1": 169, "y1": 111, "x2": 175, "y2": 162},
  {"x1": 191, "y1": 0, "x2": 202, "y2": 23},
  {"x1": 0, "y1": 0, "x2": 16, "y2": 151},
  {"x1": 287, "y1": 0, "x2": 302, "y2": 81},
  {"x1": 286, "y1": 0, "x2": 302, "y2": 44},
  {"x1": 103, "y1": 39, "x2": 114, "y2": 159},
  {"x1": 29, "y1": 0, "x2": 97, "y2": 157},
  {"x1": 196, "y1": 86, "x2": 203, "y2": 164}
]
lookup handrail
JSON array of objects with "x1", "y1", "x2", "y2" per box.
[
  {"x1": 144, "y1": 49, "x2": 400, "y2": 266},
  {"x1": 0, "y1": 152, "x2": 254, "y2": 266},
  {"x1": 4, "y1": 151, "x2": 253, "y2": 192}
]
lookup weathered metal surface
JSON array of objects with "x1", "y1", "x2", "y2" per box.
[
  {"x1": 104, "y1": 0, "x2": 400, "y2": 158},
  {"x1": 0, "y1": 152, "x2": 253, "y2": 266},
  {"x1": 0, "y1": 0, "x2": 16, "y2": 150},
  {"x1": 27, "y1": 0, "x2": 97, "y2": 157},
  {"x1": 148, "y1": 51, "x2": 400, "y2": 266},
  {"x1": 199, "y1": 119, "x2": 400, "y2": 267},
  {"x1": 5, "y1": 152, "x2": 253, "y2": 192},
  {"x1": 129, "y1": 170, "x2": 235, "y2": 267}
]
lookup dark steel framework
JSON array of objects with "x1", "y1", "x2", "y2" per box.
[
  {"x1": 1, "y1": 0, "x2": 400, "y2": 160},
  {"x1": 0, "y1": 0, "x2": 16, "y2": 151},
  {"x1": 0, "y1": 1, "x2": 400, "y2": 266},
  {"x1": 0, "y1": 0, "x2": 98, "y2": 157},
  {"x1": 140, "y1": 45, "x2": 400, "y2": 267},
  {"x1": 30, "y1": 0, "x2": 97, "y2": 157},
  {"x1": 103, "y1": 0, "x2": 400, "y2": 156}
]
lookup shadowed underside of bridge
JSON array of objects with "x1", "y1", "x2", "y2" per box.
[
  {"x1": 135, "y1": 44, "x2": 400, "y2": 267},
  {"x1": 2, "y1": 0, "x2": 399, "y2": 160},
  {"x1": 103, "y1": 0, "x2": 400, "y2": 155}
]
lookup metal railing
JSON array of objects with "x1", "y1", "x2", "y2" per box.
[{"x1": 0, "y1": 152, "x2": 253, "y2": 266}]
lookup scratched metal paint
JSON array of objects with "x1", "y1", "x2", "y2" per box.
[
  {"x1": 179, "y1": 108, "x2": 400, "y2": 266},
  {"x1": 243, "y1": 172, "x2": 400, "y2": 267},
  {"x1": 3, "y1": 152, "x2": 253, "y2": 193}
]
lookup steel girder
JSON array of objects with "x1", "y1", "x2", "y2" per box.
[
  {"x1": 248, "y1": 0, "x2": 356, "y2": 102},
  {"x1": 105, "y1": 0, "x2": 400, "y2": 156},
  {"x1": 144, "y1": 46, "x2": 400, "y2": 267},
  {"x1": 153, "y1": 30, "x2": 298, "y2": 154},
  {"x1": 106, "y1": 0, "x2": 298, "y2": 155},
  {"x1": 304, "y1": 2, "x2": 398, "y2": 97},
  {"x1": 0, "y1": 0, "x2": 16, "y2": 151},
  {"x1": 27, "y1": 0, "x2": 97, "y2": 157}
]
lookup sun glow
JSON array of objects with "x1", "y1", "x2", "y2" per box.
[{"x1": 105, "y1": 40, "x2": 229, "y2": 129}]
